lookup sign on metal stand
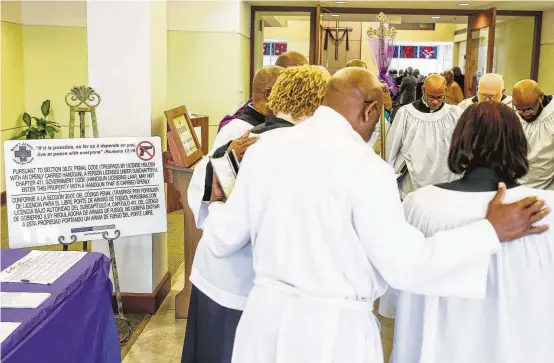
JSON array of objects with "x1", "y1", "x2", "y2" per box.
[{"x1": 4, "y1": 137, "x2": 167, "y2": 343}]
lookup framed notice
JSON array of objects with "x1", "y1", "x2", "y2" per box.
[
  {"x1": 165, "y1": 106, "x2": 203, "y2": 167},
  {"x1": 3, "y1": 137, "x2": 167, "y2": 248}
]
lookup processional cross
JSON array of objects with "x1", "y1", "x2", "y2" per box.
[{"x1": 367, "y1": 12, "x2": 397, "y2": 160}]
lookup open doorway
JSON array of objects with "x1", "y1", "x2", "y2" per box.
[{"x1": 250, "y1": 7, "x2": 317, "y2": 83}]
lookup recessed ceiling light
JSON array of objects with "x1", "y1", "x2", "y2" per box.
[
  {"x1": 457, "y1": 3, "x2": 471, "y2": 6},
  {"x1": 335, "y1": 1, "x2": 347, "y2": 4},
  {"x1": 431, "y1": 16, "x2": 441, "y2": 19},
  {"x1": 331, "y1": 14, "x2": 341, "y2": 17}
]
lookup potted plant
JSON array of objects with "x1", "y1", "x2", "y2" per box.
[{"x1": 12, "y1": 100, "x2": 61, "y2": 139}]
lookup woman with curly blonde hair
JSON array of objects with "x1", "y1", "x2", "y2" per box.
[{"x1": 251, "y1": 65, "x2": 330, "y2": 132}]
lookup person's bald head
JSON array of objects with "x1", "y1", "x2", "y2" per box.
[
  {"x1": 477, "y1": 73, "x2": 505, "y2": 103},
  {"x1": 422, "y1": 74, "x2": 447, "y2": 111},
  {"x1": 275, "y1": 51, "x2": 308, "y2": 68},
  {"x1": 252, "y1": 65, "x2": 284, "y2": 116},
  {"x1": 345, "y1": 59, "x2": 367, "y2": 69},
  {"x1": 513, "y1": 79, "x2": 545, "y2": 121},
  {"x1": 322, "y1": 67, "x2": 383, "y2": 142},
  {"x1": 315, "y1": 65, "x2": 331, "y2": 76}
]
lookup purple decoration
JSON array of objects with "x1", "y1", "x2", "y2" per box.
[
  {"x1": 1, "y1": 249, "x2": 120, "y2": 363},
  {"x1": 368, "y1": 34, "x2": 398, "y2": 96}
]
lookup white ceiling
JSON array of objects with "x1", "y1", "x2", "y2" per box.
[{"x1": 248, "y1": 1, "x2": 554, "y2": 11}]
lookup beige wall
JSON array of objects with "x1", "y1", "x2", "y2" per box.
[
  {"x1": 1, "y1": 21, "x2": 25, "y2": 193},
  {"x1": 1, "y1": 1, "x2": 88, "y2": 193},
  {"x1": 395, "y1": 24, "x2": 457, "y2": 42},
  {"x1": 494, "y1": 17, "x2": 535, "y2": 93},
  {"x1": 22, "y1": 25, "x2": 88, "y2": 137},
  {"x1": 167, "y1": 0, "x2": 251, "y2": 148},
  {"x1": 539, "y1": 9, "x2": 554, "y2": 94},
  {"x1": 264, "y1": 20, "x2": 310, "y2": 60}
]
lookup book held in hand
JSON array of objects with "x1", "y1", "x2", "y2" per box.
[{"x1": 209, "y1": 150, "x2": 240, "y2": 199}]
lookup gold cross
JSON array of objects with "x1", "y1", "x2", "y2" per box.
[{"x1": 367, "y1": 12, "x2": 397, "y2": 40}]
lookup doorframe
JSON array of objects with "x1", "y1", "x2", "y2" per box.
[
  {"x1": 465, "y1": 8, "x2": 497, "y2": 96},
  {"x1": 249, "y1": 6, "x2": 317, "y2": 88},
  {"x1": 249, "y1": 6, "x2": 543, "y2": 89}
]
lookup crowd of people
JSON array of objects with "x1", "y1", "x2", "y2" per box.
[{"x1": 181, "y1": 51, "x2": 554, "y2": 363}]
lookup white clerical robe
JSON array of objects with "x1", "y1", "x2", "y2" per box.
[
  {"x1": 187, "y1": 117, "x2": 257, "y2": 310},
  {"x1": 518, "y1": 100, "x2": 554, "y2": 190},
  {"x1": 201, "y1": 105, "x2": 500, "y2": 363},
  {"x1": 457, "y1": 95, "x2": 513, "y2": 112},
  {"x1": 386, "y1": 102, "x2": 461, "y2": 198},
  {"x1": 390, "y1": 185, "x2": 554, "y2": 363}
]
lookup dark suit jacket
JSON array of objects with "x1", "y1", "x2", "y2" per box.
[{"x1": 398, "y1": 75, "x2": 417, "y2": 105}]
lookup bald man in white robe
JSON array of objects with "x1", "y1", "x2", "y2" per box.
[
  {"x1": 458, "y1": 73, "x2": 513, "y2": 112},
  {"x1": 513, "y1": 79, "x2": 554, "y2": 190},
  {"x1": 386, "y1": 74, "x2": 461, "y2": 199}
]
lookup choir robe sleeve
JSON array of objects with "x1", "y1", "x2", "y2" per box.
[
  {"x1": 201, "y1": 144, "x2": 261, "y2": 257},
  {"x1": 187, "y1": 121, "x2": 251, "y2": 229},
  {"x1": 351, "y1": 153, "x2": 500, "y2": 298},
  {"x1": 385, "y1": 106, "x2": 406, "y2": 166}
]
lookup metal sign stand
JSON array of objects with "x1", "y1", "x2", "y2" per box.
[
  {"x1": 65, "y1": 86, "x2": 101, "y2": 252},
  {"x1": 102, "y1": 230, "x2": 132, "y2": 343},
  {"x1": 57, "y1": 229, "x2": 131, "y2": 343}
]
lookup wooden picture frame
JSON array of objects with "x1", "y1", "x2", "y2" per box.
[
  {"x1": 165, "y1": 105, "x2": 203, "y2": 168},
  {"x1": 190, "y1": 115, "x2": 209, "y2": 156}
]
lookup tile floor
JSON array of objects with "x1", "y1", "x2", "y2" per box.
[
  {"x1": 122, "y1": 267, "x2": 395, "y2": 363},
  {"x1": 123, "y1": 271, "x2": 187, "y2": 363}
]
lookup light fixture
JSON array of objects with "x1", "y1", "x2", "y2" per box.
[
  {"x1": 457, "y1": 3, "x2": 471, "y2": 6},
  {"x1": 431, "y1": 16, "x2": 441, "y2": 19},
  {"x1": 335, "y1": 1, "x2": 347, "y2": 4},
  {"x1": 331, "y1": 14, "x2": 341, "y2": 17}
]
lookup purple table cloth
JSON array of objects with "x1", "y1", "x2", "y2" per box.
[{"x1": 1, "y1": 249, "x2": 121, "y2": 363}]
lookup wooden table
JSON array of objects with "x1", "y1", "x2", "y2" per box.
[{"x1": 165, "y1": 163, "x2": 203, "y2": 319}]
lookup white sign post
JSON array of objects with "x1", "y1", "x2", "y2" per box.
[{"x1": 4, "y1": 137, "x2": 167, "y2": 248}]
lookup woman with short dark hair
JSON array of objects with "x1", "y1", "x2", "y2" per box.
[
  {"x1": 387, "y1": 102, "x2": 554, "y2": 363},
  {"x1": 446, "y1": 101, "x2": 529, "y2": 189}
]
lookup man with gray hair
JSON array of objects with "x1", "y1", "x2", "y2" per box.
[{"x1": 458, "y1": 73, "x2": 513, "y2": 112}]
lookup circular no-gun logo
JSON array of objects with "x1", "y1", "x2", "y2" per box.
[
  {"x1": 136, "y1": 141, "x2": 155, "y2": 161},
  {"x1": 12, "y1": 143, "x2": 35, "y2": 165}
]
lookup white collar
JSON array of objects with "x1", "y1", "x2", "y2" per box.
[
  {"x1": 536, "y1": 97, "x2": 554, "y2": 123},
  {"x1": 275, "y1": 112, "x2": 305, "y2": 124},
  {"x1": 421, "y1": 97, "x2": 443, "y2": 113},
  {"x1": 408, "y1": 102, "x2": 453, "y2": 121}
]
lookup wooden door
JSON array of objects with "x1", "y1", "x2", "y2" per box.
[{"x1": 465, "y1": 8, "x2": 496, "y2": 97}]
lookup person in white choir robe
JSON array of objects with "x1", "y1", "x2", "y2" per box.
[
  {"x1": 386, "y1": 74, "x2": 462, "y2": 199},
  {"x1": 458, "y1": 73, "x2": 513, "y2": 112},
  {"x1": 201, "y1": 67, "x2": 548, "y2": 363},
  {"x1": 188, "y1": 65, "x2": 282, "y2": 230},
  {"x1": 390, "y1": 102, "x2": 553, "y2": 363},
  {"x1": 181, "y1": 65, "x2": 330, "y2": 363},
  {"x1": 513, "y1": 79, "x2": 554, "y2": 190}
]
